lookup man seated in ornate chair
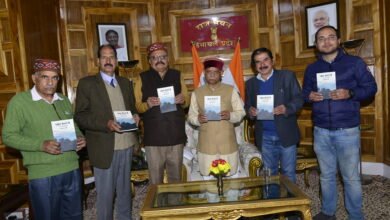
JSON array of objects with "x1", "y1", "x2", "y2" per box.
[
  {"x1": 183, "y1": 120, "x2": 262, "y2": 182},
  {"x1": 185, "y1": 57, "x2": 262, "y2": 182}
]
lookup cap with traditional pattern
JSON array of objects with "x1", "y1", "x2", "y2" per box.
[
  {"x1": 33, "y1": 59, "x2": 61, "y2": 73},
  {"x1": 147, "y1": 42, "x2": 167, "y2": 57}
]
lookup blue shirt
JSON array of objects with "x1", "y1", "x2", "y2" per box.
[{"x1": 100, "y1": 72, "x2": 117, "y2": 87}]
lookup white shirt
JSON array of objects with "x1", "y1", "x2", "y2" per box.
[
  {"x1": 256, "y1": 69, "x2": 274, "y2": 82},
  {"x1": 31, "y1": 86, "x2": 63, "y2": 104}
]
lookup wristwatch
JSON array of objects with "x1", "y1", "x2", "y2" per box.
[{"x1": 349, "y1": 89, "x2": 355, "y2": 99}]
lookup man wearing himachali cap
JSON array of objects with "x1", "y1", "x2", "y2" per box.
[
  {"x1": 2, "y1": 58, "x2": 86, "y2": 220},
  {"x1": 188, "y1": 57, "x2": 245, "y2": 177},
  {"x1": 134, "y1": 42, "x2": 189, "y2": 184}
]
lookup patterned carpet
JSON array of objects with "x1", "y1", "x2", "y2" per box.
[{"x1": 83, "y1": 171, "x2": 390, "y2": 219}]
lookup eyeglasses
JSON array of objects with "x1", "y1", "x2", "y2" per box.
[
  {"x1": 316, "y1": 35, "x2": 338, "y2": 43},
  {"x1": 149, "y1": 55, "x2": 168, "y2": 62}
]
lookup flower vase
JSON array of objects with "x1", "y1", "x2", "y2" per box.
[{"x1": 216, "y1": 174, "x2": 224, "y2": 196}]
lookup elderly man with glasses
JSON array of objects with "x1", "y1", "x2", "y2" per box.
[
  {"x1": 2, "y1": 58, "x2": 86, "y2": 220},
  {"x1": 134, "y1": 42, "x2": 189, "y2": 185}
]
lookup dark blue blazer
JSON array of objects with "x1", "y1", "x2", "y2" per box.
[{"x1": 245, "y1": 70, "x2": 303, "y2": 148}]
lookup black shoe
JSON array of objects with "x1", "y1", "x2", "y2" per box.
[{"x1": 313, "y1": 212, "x2": 336, "y2": 220}]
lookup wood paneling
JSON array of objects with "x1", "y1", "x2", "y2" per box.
[
  {"x1": 20, "y1": 0, "x2": 61, "y2": 88},
  {"x1": 0, "y1": 0, "x2": 29, "y2": 183},
  {"x1": 0, "y1": 0, "x2": 389, "y2": 184}
]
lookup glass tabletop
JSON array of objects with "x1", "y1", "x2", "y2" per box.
[{"x1": 151, "y1": 175, "x2": 298, "y2": 208}]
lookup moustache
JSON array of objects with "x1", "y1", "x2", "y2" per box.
[
  {"x1": 104, "y1": 63, "x2": 113, "y2": 67},
  {"x1": 156, "y1": 61, "x2": 165, "y2": 65},
  {"x1": 260, "y1": 66, "x2": 269, "y2": 70}
]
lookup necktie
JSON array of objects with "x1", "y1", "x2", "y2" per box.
[{"x1": 110, "y1": 79, "x2": 115, "y2": 88}]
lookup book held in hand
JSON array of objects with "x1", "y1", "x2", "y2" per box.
[
  {"x1": 204, "y1": 96, "x2": 221, "y2": 121},
  {"x1": 257, "y1": 95, "x2": 274, "y2": 120},
  {"x1": 317, "y1": 71, "x2": 336, "y2": 99},
  {"x1": 157, "y1": 86, "x2": 177, "y2": 113},
  {"x1": 51, "y1": 119, "x2": 77, "y2": 152},
  {"x1": 113, "y1": 111, "x2": 138, "y2": 132}
]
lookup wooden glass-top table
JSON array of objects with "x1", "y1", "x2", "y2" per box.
[{"x1": 141, "y1": 175, "x2": 311, "y2": 220}]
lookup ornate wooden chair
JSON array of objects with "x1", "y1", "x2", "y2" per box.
[{"x1": 182, "y1": 118, "x2": 263, "y2": 182}]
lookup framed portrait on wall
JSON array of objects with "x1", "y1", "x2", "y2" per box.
[
  {"x1": 97, "y1": 23, "x2": 129, "y2": 61},
  {"x1": 305, "y1": 2, "x2": 338, "y2": 48}
]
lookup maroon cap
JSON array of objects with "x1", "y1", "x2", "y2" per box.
[
  {"x1": 147, "y1": 42, "x2": 167, "y2": 57},
  {"x1": 33, "y1": 59, "x2": 61, "y2": 73},
  {"x1": 203, "y1": 57, "x2": 224, "y2": 71}
]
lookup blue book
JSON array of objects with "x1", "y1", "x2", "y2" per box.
[
  {"x1": 257, "y1": 95, "x2": 274, "y2": 120},
  {"x1": 157, "y1": 86, "x2": 177, "y2": 113},
  {"x1": 51, "y1": 119, "x2": 77, "y2": 152},
  {"x1": 204, "y1": 96, "x2": 221, "y2": 121},
  {"x1": 113, "y1": 111, "x2": 138, "y2": 132},
  {"x1": 317, "y1": 71, "x2": 336, "y2": 99}
]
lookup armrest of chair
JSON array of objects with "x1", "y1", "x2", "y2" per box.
[
  {"x1": 238, "y1": 142, "x2": 263, "y2": 177},
  {"x1": 182, "y1": 146, "x2": 194, "y2": 181}
]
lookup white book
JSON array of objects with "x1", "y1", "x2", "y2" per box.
[
  {"x1": 157, "y1": 86, "x2": 177, "y2": 113},
  {"x1": 113, "y1": 111, "x2": 138, "y2": 132},
  {"x1": 51, "y1": 119, "x2": 77, "y2": 152},
  {"x1": 317, "y1": 71, "x2": 336, "y2": 99},
  {"x1": 257, "y1": 95, "x2": 274, "y2": 120},
  {"x1": 204, "y1": 96, "x2": 221, "y2": 121}
]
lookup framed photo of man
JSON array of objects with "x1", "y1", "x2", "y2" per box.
[
  {"x1": 97, "y1": 23, "x2": 129, "y2": 61},
  {"x1": 305, "y1": 2, "x2": 338, "y2": 48}
]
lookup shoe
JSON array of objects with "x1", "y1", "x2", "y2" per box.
[{"x1": 313, "y1": 212, "x2": 336, "y2": 220}]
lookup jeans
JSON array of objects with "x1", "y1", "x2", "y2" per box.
[
  {"x1": 29, "y1": 169, "x2": 82, "y2": 220},
  {"x1": 314, "y1": 126, "x2": 363, "y2": 220},
  {"x1": 261, "y1": 135, "x2": 297, "y2": 183}
]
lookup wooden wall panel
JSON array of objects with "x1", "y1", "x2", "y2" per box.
[
  {"x1": 19, "y1": 0, "x2": 61, "y2": 87},
  {"x1": 354, "y1": 4, "x2": 373, "y2": 24},
  {"x1": 66, "y1": 1, "x2": 109, "y2": 25},
  {"x1": 69, "y1": 31, "x2": 87, "y2": 49},
  {"x1": 0, "y1": 0, "x2": 29, "y2": 183},
  {"x1": 0, "y1": 0, "x2": 5, "y2": 9}
]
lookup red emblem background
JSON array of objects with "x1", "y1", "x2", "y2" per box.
[{"x1": 180, "y1": 15, "x2": 249, "y2": 52}]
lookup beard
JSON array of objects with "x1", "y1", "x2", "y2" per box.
[{"x1": 319, "y1": 46, "x2": 339, "y2": 55}]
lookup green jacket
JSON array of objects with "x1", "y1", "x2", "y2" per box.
[{"x1": 2, "y1": 91, "x2": 81, "y2": 180}]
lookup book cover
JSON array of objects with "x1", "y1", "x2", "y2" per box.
[
  {"x1": 256, "y1": 95, "x2": 274, "y2": 120},
  {"x1": 204, "y1": 96, "x2": 221, "y2": 121},
  {"x1": 51, "y1": 119, "x2": 77, "y2": 152},
  {"x1": 157, "y1": 86, "x2": 177, "y2": 113},
  {"x1": 317, "y1": 71, "x2": 336, "y2": 99},
  {"x1": 113, "y1": 111, "x2": 138, "y2": 132}
]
